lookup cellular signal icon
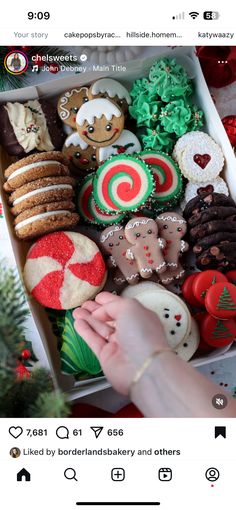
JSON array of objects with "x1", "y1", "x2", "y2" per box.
[
  {"x1": 172, "y1": 12, "x2": 185, "y2": 20},
  {"x1": 189, "y1": 11, "x2": 199, "y2": 19}
]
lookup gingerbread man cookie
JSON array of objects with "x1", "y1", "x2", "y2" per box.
[
  {"x1": 156, "y1": 212, "x2": 189, "y2": 285},
  {"x1": 125, "y1": 217, "x2": 166, "y2": 279},
  {"x1": 100, "y1": 225, "x2": 139, "y2": 285},
  {"x1": 62, "y1": 132, "x2": 97, "y2": 173},
  {"x1": 57, "y1": 87, "x2": 89, "y2": 128},
  {"x1": 88, "y1": 78, "x2": 131, "y2": 114},
  {"x1": 76, "y1": 98, "x2": 124, "y2": 148}
]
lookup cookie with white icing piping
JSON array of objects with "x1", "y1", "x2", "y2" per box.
[
  {"x1": 3, "y1": 151, "x2": 69, "y2": 192},
  {"x1": 100, "y1": 225, "x2": 139, "y2": 285},
  {"x1": 57, "y1": 87, "x2": 89, "y2": 128},
  {"x1": 76, "y1": 98, "x2": 124, "y2": 148},
  {"x1": 62, "y1": 132, "x2": 97, "y2": 172},
  {"x1": 127, "y1": 287, "x2": 191, "y2": 348},
  {"x1": 96, "y1": 129, "x2": 141, "y2": 163},
  {"x1": 88, "y1": 78, "x2": 131, "y2": 114},
  {"x1": 175, "y1": 317, "x2": 200, "y2": 361},
  {"x1": 0, "y1": 99, "x2": 64, "y2": 157}
]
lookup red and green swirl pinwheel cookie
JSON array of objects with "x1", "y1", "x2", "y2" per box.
[
  {"x1": 93, "y1": 155, "x2": 154, "y2": 213},
  {"x1": 77, "y1": 174, "x2": 125, "y2": 225},
  {"x1": 139, "y1": 150, "x2": 183, "y2": 209}
]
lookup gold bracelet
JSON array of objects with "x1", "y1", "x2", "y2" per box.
[{"x1": 129, "y1": 348, "x2": 173, "y2": 395}]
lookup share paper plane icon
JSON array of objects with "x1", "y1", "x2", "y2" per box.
[{"x1": 90, "y1": 426, "x2": 104, "y2": 439}]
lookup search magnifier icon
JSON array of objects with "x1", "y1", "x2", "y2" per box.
[{"x1": 64, "y1": 468, "x2": 78, "y2": 481}]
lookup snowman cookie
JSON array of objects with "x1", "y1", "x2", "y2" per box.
[
  {"x1": 88, "y1": 78, "x2": 131, "y2": 114},
  {"x1": 57, "y1": 87, "x2": 89, "y2": 128},
  {"x1": 125, "y1": 217, "x2": 166, "y2": 279},
  {"x1": 175, "y1": 317, "x2": 200, "y2": 361},
  {"x1": 100, "y1": 225, "x2": 139, "y2": 285},
  {"x1": 62, "y1": 132, "x2": 97, "y2": 173},
  {"x1": 130, "y1": 288, "x2": 191, "y2": 348},
  {"x1": 76, "y1": 98, "x2": 124, "y2": 148},
  {"x1": 156, "y1": 212, "x2": 189, "y2": 284},
  {"x1": 96, "y1": 129, "x2": 141, "y2": 163}
]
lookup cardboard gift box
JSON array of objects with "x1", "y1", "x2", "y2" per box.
[{"x1": 1, "y1": 46, "x2": 236, "y2": 401}]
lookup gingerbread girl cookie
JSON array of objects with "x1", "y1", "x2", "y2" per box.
[
  {"x1": 125, "y1": 217, "x2": 166, "y2": 279},
  {"x1": 76, "y1": 98, "x2": 124, "y2": 147},
  {"x1": 57, "y1": 87, "x2": 89, "y2": 128},
  {"x1": 100, "y1": 225, "x2": 139, "y2": 285},
  {"x1": 156, "y1": 212, "x2": 189, "y2": 284}
]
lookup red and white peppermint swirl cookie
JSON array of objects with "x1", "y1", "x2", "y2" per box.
[
  {"x1": 179, "y1": 138, "x2": 224, "y2": 183},
  {"x1": 23, "y1": 231, "x2": 107, "y2": 309}
]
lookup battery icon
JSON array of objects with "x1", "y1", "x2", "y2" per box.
[{"x1": 203, "y1": 11, "x2": 220, "y2": 20}]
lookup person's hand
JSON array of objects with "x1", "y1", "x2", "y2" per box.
[{"x1": 73, "y1": 292, "x2": 168, "y2": 395}]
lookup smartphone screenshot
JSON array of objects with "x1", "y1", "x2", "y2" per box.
[{"x1": 0, "y1": 1, "x2": 236, "y2": 508}]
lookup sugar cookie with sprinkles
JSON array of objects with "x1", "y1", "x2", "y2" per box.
[
  {"x1": 23, "y1": 231, "x2": 107, "y2": 309},
  {"x1": 179, "y1": 137, "x2": 224, "y2": 183},
  {"x1": 77, "y1": 174, "x2": 125, "y2": 225},
  {"x1": 139, "y1": 150, "x2": 183, "y2": 209},
  {"x1": 93, "y1": 155, "x2": 154, "y2": 213}
]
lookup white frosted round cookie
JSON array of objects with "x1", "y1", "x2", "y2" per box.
[
  {"x1": 129, "y1": 288, "x2": 191, "y2": 348},
  {"x1": 184, "y1": 177, "x2": 229, "y2": 204},
  {"x1": 121, "y1": 281, "x2": 165, "y2": 298},
  {"x1": 175, "y1": 317, "x2": 200, "y2": 361},
  {"x1": 172, "y1": 131, "x2": 211, "y2": 163},
  {"x1": 180, "y1": 138, "x2": 224, "y2": 183}
]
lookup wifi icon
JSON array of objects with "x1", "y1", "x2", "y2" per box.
[{"x1": 189, "y1": 11, "x2": 199, "y2": 19}]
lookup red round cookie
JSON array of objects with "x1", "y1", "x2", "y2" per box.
[
  {"x1": 200, "y1": 313, "x2": 236, "y2": 347},
  {"x1": 225, "y1": 270, "x2": 236, "y2": 285},
  {"x1": 205, "y1": 282, "x2": 236, "y2": 319},
  {"x1": 193, "y1": 312, "x2": 214, "y2": 355},
  {"x1": 181, "y1": 273, "x2": 203, "y2": 308},
  {"x1": 192, "y1": 270, "x2": 228, "y2": 306},
  {"x1": 23, "y1": 231, "x2": 107, "y2": 310}
]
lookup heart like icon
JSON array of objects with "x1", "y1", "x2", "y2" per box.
[{"x1": 9, "y1": 426, "x2": 23, "y2": 439}]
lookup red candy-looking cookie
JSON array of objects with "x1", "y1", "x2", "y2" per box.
[
  {"x1": 200, "y1": 313, "x2": 236, "y2": 347},
  {"x1": 192, "y1": 270, "x2": 228, "y2": 306},
  {"x1": 225, "y1": 270, "x2": 236, "y2": 285},
  {"x1": 181, "y1": 273, "x2": 203, "y2": 308},
  {"x1": 205, "y1": 282, "x2": 236, "y2": 319},
  {"x1": 23, "y1": 231, "x2": 107, "y2": 310}
]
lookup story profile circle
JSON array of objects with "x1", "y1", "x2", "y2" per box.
[{"x1": 4, "y1": 50, "x2": 29, "y2": 75}]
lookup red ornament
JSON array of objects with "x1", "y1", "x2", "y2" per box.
[
  {"x1": 49, "y1": 63, "x2": 60, "y2": 74},
  {"x1": 222, "y1": 116, "x2": 236, "y2": 147},
  {"x1": 21, "y1": 349, "x2": 31, "y2": 360},
  {"x1": 20, "y1": 46, "x2": 30, "y2": 51},
  {"x1": 196, "y1": 46, "x2": 236, "y2": 88},
  {"x1": 15, "y1": 362, "x2": 31, "y2": 380}
]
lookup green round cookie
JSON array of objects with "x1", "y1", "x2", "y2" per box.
[
  {"x1": 60, "y1": 310, "x2": 102, "y2": 376},
  {"x1": 93, "y1": 154, "x2": 154, "y2": 213}
]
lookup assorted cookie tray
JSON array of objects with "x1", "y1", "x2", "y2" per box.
[{"x1": 1, "y1": 47, "x2": 236, "y2": 400}]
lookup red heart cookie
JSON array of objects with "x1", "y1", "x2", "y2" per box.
[{"x1": 193, "y1": 154, "x2": 211, "y2": 169}]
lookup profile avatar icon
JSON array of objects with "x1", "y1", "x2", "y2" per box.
[
  {"x1": 10, "y1": 447, "x2": 21, "y2": 458},
  {"x1": 4, "y1": 50, "x2": 29, "y2": 75}
]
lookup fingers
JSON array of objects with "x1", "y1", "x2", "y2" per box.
[
  {"x1": 74, "y1": 319, "x2": 106, "y2": 359},
  {"x1": 93, "y1": 292, "x2": 126, "y2": 321},
  {"x1": 82, "y1": 301, "x2": 101, "y2": 313},
  {"x1": 95, "y1": 292, "x2": 123, "y2": 306},
  {"x1": 73, "y1": 308, "x2": 114, "y2": 339}
]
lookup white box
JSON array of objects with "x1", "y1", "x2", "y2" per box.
[{"x1": 1, "y1": 46, "x2": 236, "y2": 400}]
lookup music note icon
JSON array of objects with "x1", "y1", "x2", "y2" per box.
[{"x1": 32, "y1": 65, "x2": 39, "y2": 72}]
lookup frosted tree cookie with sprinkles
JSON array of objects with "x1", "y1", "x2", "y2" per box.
[
  {"x1": 178, "y1": 137, "x2": 224, "y2": 183},
  {"x1": 77, "y1": 174, "x2": 125, "y2": 226},
  {"x1": 76, "y1": 98, "x2": 124, "y2": 148},
  {"x1": 149, "y1": 58, "x2": 193, "y2": 102},
  {"x1": 23, "y1": 231, "x2": 107, "y2": 309},
  {"x1": 57, "y1": 87, "x2": 89, "y2": 128},
  {"x1": 139, "y1": 150, "x2": 183, "y2": 210},
  {"x1": 88, "y1": 78, "x2": 131, "y2": 114},
  {"x1": 125, "y1": 217, "x2": 166, "y2": 279},
  {"x1": 3, "y1": 151, "x2": 69, "y2": 192},
  {"x1": 93, "y1": 154, "x2": 154, "y2": 213},
  {"x1": 100, "y1": 225, "x2": 139, "y2": 285},
  {"x1": 62, "y1": 132, "x2": 97, "y2": 173}
]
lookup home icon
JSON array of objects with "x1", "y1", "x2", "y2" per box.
[{"x1": 17, "y1": 468, "x2": 31, "y2": 482}]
